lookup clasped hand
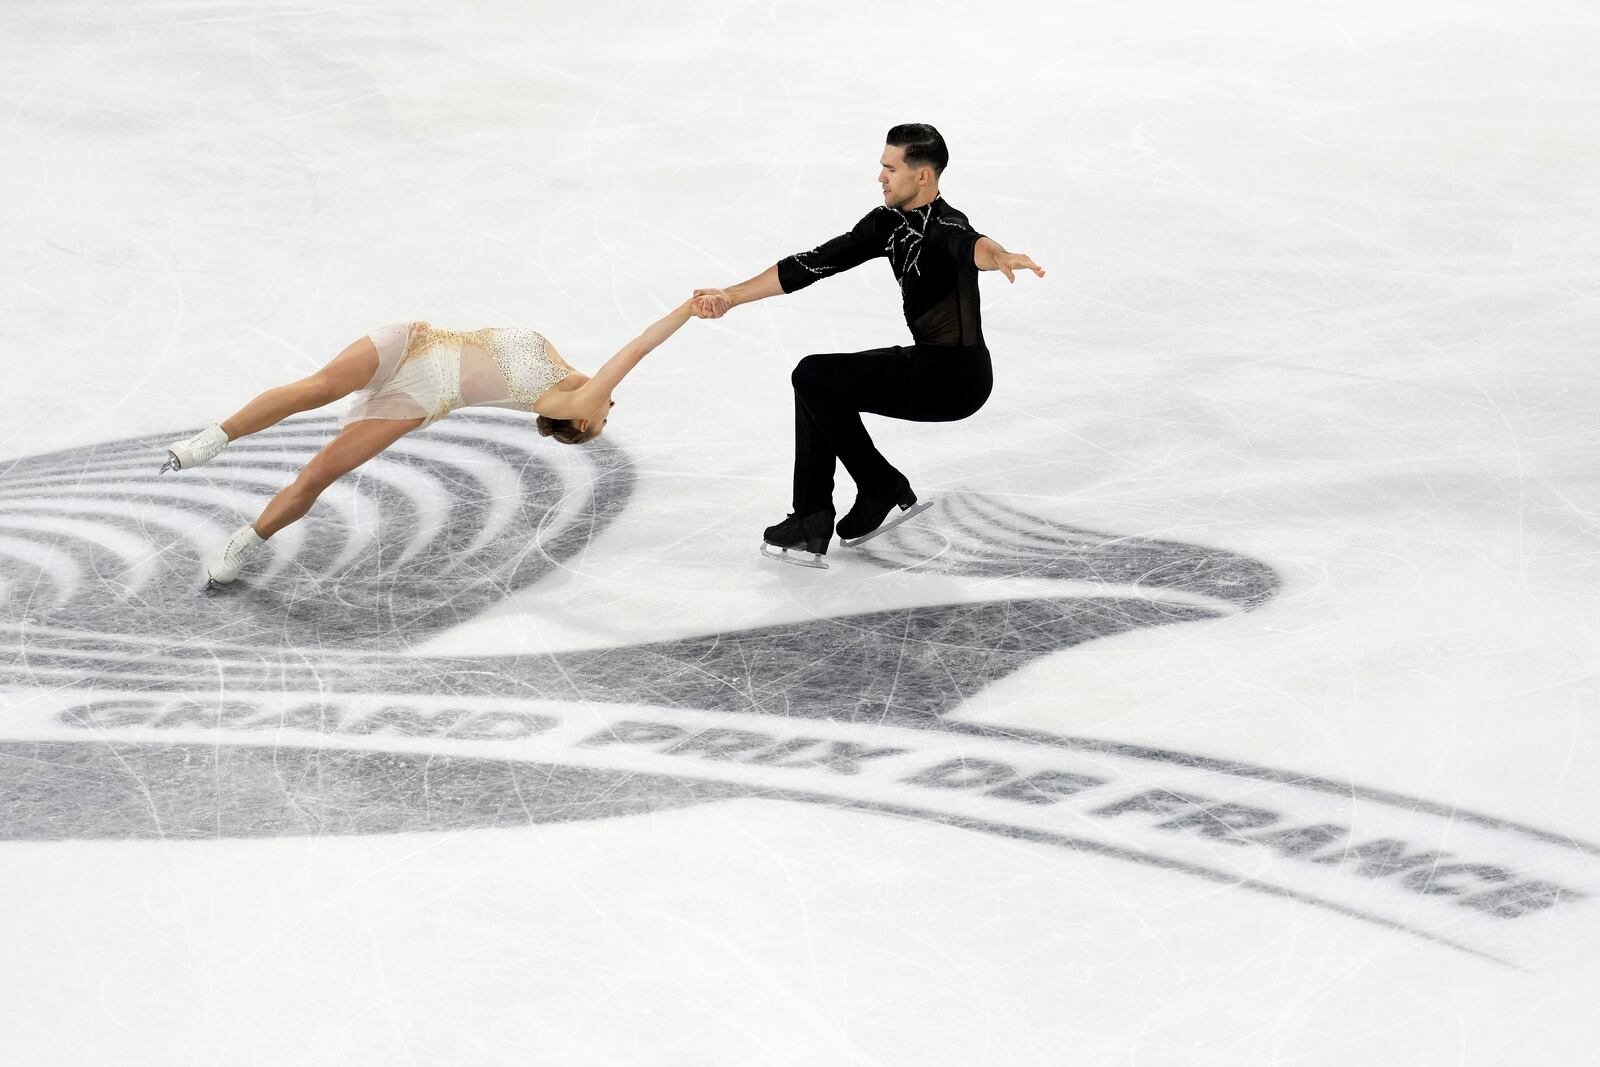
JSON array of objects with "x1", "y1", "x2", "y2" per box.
[{"x1": 690, "y1": 289, "x2": 732, "y2": 319}]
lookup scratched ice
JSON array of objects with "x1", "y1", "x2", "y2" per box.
[{"x1": 2, "y1": 1, "x2": 1598, "y2": 1064}]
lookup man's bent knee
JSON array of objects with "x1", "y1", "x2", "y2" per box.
[{"x1": 791, "y1": 353, "x2": 831, "y2": 392}]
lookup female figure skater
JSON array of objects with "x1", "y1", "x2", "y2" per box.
[{"x1": 162, "y1": 300, "x2": 704, "y2": 587}]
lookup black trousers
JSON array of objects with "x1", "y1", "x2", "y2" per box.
[{"x1": 790, "y1": 344, "x2": 992, "y2": 514}]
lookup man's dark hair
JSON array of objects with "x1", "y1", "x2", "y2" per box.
[{"x1": 886, "y1": 123, "x2": 949, "y2": 176}]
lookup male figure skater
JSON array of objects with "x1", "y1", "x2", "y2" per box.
[{"x1": 692, "y1": 123, "x2": 1045, "y2": 567}]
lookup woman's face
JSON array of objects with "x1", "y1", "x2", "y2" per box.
[{"x1": 575, "y1": 398, "x2": 615, "y2": 436}]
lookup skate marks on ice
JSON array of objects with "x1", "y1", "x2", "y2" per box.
[
  {"x1": 0, "y1": 419, "x2": 1593, "y2": 964},
  {"x1": 0, "y1": 415, "x2": 1236, "y2": 700},
  {"x1": 0, "y1": 410, "x2": 627, "y2": 653},
  {"x1": 849, "y1": 491, "x2": 1276, "y2": 609}
]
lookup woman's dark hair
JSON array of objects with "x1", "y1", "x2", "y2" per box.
[
  {"x1": 536, "y1": 415, "x2": 601, "y2": 445},
  {"x1": 886, "y1": 123, "x2": 949, "y2": 176}
]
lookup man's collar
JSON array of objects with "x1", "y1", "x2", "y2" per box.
[{"x1": 900, "y1": 194, "x2": 941, "y2": 212}]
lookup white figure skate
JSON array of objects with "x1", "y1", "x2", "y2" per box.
[
  {"x1": 160, "y1": 423, "x2": 230, "y2": 474},
  {"x1": 204, "y1": 525, "x2": 265, "y2": 590}
]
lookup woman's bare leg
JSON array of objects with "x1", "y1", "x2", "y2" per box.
[
  {"x1": 219, "y1": 336, "x2": 381, "y2": 441},
  {"x1": 253, "y1": 416, "x2": 424, "y2": 538}
]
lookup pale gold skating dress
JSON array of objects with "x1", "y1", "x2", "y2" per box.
[{"x1": 344, "y1": 322, "x2": 570, "y2": 426}]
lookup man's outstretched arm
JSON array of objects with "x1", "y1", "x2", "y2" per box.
[
  {"x1": 974, "y1": 236, "x2": 1046, "y2": 283},
  {"x1": 696, "y1": 212, "x2": 888, "y2": 318},
  {"x1": 693, "y1": 265, "x2": 783, "y2": 319}
]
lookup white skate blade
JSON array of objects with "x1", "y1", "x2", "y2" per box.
[
  {"x1": 839, "y1": 500, "x2": 933, "y2": 548},
  {"x1": 759, "y1": 542, "x2": 829, "y2": 569},
  {"x1": 159, "y1": 451, "x2": 179, "y2": 475}
]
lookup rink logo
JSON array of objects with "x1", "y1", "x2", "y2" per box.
[
  {"x1": 2, "y1": 415, "x2": 1594, "y2": 965},
  {"x1": 582, "y1": 722, "x2": 1580, "y2": 923},
  {"x1": 31, "y1": 692, "x2": 1592, "y2": 956},
  {"x1": 1083, "y1": 790, "x2": 1575, "y2": 920}
]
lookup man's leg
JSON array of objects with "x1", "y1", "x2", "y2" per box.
[
  {"x1": 790, "y1": 346, "x2": 904, "y2": 513},
  {"x1": 791, "y1": 387, "x2": 841, "y2": 517},
  {"x1": 791, "y1": 345, "x2": 992, "y2": 502}
]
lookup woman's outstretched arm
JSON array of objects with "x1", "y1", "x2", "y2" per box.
[
  {"x1": 692, "y1": 264, "x2": 784, "y2": 318},
  {"x1": 540, "y1": 300, "x2": 700, "y2": 419},
  {"x1": 587, "y1": 299, "x2": 698, "y2": 395}
]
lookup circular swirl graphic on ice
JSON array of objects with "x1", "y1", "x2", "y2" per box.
[
  {"x1": 0, "y1": 411, "x2": 633, "y2": 671},
  {"x1": 852, "y1": 492, "x2": 1279, "y2": 610}
]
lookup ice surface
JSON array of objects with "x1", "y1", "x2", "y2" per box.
[{"x1": 2, "y1": 1, "x2": 1599, "y2": 1063}]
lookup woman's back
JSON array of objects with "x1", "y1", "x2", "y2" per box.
[{"x1": 348, "y1": 322, "x2": 571, "y2": 426}]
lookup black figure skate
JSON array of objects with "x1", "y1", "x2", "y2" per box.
[
  {"x1": 759, "y1": 510, "x2": 835, "y2": 570},
  {"x1": 837, "y1": 484, "x2": 931, "y2": 547}
]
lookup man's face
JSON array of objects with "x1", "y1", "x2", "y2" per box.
[{"x1": 878, "y1": 144, "x2": 924, "y2": 209}]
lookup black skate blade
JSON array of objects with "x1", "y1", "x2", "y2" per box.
[
  {"x1": 759, "y1": 542, "x2": 829, "y2": 570},
  {"x1": 839, "y1": 500, "x2": 933, "y2": 548}
]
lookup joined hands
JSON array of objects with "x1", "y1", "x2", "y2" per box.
[{"x1": 690, "y1": 289, "x2": 733, "y2": 319}]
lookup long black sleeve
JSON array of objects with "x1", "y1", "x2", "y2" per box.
[
  {"x1": 930, "y1": 212, "x2": 983, "y2": 271},
  {"x1": 777, "y1": 210, "x2": 890, "y2": 294},
  {"x1": 775, "y1": 197, "x2": 987, "y2": 349}
]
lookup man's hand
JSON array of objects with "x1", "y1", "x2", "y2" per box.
[
  {"x1": 692, "y1": 289, "x2": 733, "y2": 319},
  {"x1": 974, "y1": 237, "x2": 1045, "y2": 283},
  {"x1": 994, "y1": 252, "x2": 1046, "y2": 284}
]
